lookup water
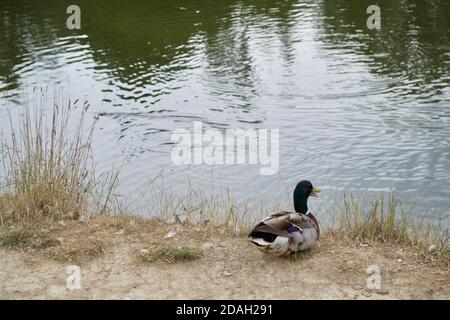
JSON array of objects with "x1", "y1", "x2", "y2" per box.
[{"x1": 1, "y1": 0, "x2": 449, "y2": 220}]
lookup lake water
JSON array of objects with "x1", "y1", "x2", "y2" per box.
[{"x1": 1, "y1": 0, "x2": 449, "y2": 221}]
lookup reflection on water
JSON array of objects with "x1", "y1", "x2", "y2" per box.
[{"x1": 0, "y1": 0, "x2": 449, "y2": 220}]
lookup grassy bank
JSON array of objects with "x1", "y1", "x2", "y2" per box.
[
  {"x1": 0, "y1": 90, "x2": 448, "y2": 267},
  {"x1": 0, "y1": 88, "x2": 104, "y2": 227}
]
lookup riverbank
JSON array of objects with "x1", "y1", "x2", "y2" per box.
[
  {"x1": 0, "y1": 215, "x2": 448, "y2": 299},
  {"x1": 0, "y1": 91, "x2": 448, "y2": 299}
]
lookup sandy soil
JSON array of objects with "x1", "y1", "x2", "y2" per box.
[{"x1": 0, "y1": 219, "x2": 448, "y2": 299}]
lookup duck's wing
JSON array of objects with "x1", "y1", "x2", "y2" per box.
[
  {"x1": 261, "y1": 210, "x2": 293, "y2": 222},
  {"x1": 260, "y1": 211, "x2": 317, "y2": 231},
  {"x1": 265, "y1": 211, "x2": 313, "y2": 227},
  {"x1": 250, "y1": 211, "x2": 318, "y2": 237},
  {"x1": 250, "y1": 221, "x2": 293, "y2": 238},
  {"x1": 250, "y1": 211, "x2": 296, "y2": 238},
  {"x1": 249, "y1": 211, "x2": 291, "y2": 239},
  {"x1": 292, "y1": 214, "x2": 318, "y2": 230}
]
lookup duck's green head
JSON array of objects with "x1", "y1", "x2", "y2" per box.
[{"x1": 293, "y1": 180, "x2": 320, "y2": 214}]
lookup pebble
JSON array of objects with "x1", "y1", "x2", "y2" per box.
[
  {"x1": 201, "y1": 242, "x2": 214, "y2": 250},
  {"x1": 164, "y1": 229, "x2": 177, "y2": 239}
]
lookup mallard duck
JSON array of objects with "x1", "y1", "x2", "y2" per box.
[{"x1": 249, "y1": 180, "x2": 321, "y2": 256}]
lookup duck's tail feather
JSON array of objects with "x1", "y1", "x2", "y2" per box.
[
  {"x1": 249, "y1": 236, "x2": 290, "y2": 256},
  {"x1": 250, "y1": 237, "x2": 272, "y2": 247}
]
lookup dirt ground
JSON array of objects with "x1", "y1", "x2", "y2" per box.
[{"x1": 0, "y1": 218, "x2": 448, "y2": 299}]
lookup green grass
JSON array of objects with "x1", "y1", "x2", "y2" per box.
[
  {"x1": 137, "y1": 244, "x2": 201, "y2": 263},
  {"x1": 0, "y1": 229, "x2": 34, "y2": 249}
]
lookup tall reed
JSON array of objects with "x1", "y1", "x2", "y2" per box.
[{"x1": 0, "y1": 88, "x2": 102, "y2": 226}]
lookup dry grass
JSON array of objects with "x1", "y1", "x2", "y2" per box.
[
  {"x1": 339, "y1": 194, "x2": 410, "y2": 244},
  {"x1": 143, "y1": 176, "x2": 273, "y2": 234},
  {"x1": 0, "y1": 88, "x2": 101, "y2": 227},
  {"x1": 137, "y1": 243, "x2": 201, "y2": 263},
  {"x1": 0, "y1": 222, "x2": 106, "y2": 264},
  {"x1": 46, "y1": 238, "x2": 105, "y2": 264},
  {"x1": 0, "y1": 88, "x2": 121, "y2": 229},
  {"x1": 0, "y1": 88, "x2": 119, "y2": 263},
  {"x1": 337, "y1": 193, "x2": 449, "y2": 264}
]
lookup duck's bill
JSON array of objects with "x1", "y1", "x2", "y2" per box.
[{"x1": 310, "y1": 187, "x2": 321, "y2": 197}]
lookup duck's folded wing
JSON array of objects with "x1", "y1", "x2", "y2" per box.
[
  {"x1": 251, "y1": 211, "x2": 298, "y2": 238},
  {"x1": 258, "y1": 212, "x2": 293, "y2": 231},
  {"x1": 261, "y1": 211, "x2": 292, "y2": 222},
  {"x1": 292, "y1": 214, "x2": 317, "y2": 230},
  {"x1": 263, "y1": 212, "x2": 317, "y2": 230},
  {"x1": 251, "y1": 211, "x2": 318, "y2": 238},
  {"x1": 250, "y1": 223, "x2": 293, "y2": 238}
]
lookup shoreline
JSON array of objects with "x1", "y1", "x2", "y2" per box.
[{"x1": 1, "y1": 91, "x2": 448, "y2": 299}]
